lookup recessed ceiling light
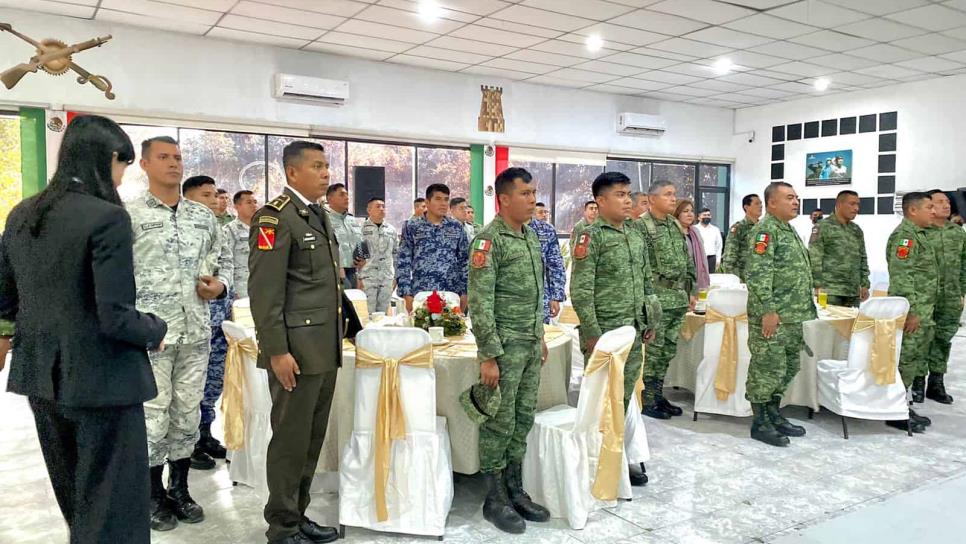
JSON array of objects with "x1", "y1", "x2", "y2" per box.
[
  {"x1": 814, "y1": 78, "x2": 830, "y2": 91},
  {"x1": 418, "y1": 0, "x2": 443, "y2": 21},
  {"x1": 586, "y1": 34, "x2": 604, "y2": 52},
  {"x1": 712, "y1": 58, "x2": 733, "y2": 75}
]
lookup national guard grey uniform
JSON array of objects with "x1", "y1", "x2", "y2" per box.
[
  {"x1": 224, "y1": 218, "x2": 251, "y2": 299},
  {"x1": 357, "y1": 218, "x2": 397, "y2": 313},
  {"x1": 127, "y1": 192, "x2": 232, "y2": 467},
  {"x1": 325, "y1": 206, "x2": 364, "y2": 290}
]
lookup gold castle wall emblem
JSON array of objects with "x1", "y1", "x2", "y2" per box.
[{"x1": 478, "y1": 85, "x2": 505, "y2": 133}]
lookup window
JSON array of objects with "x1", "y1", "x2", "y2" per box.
[
  {"x1": 266, "y1": 136, "x2": 346, "y2": 204},
  {"x1": 416, "y1": 147, "x2": 471, "y2": 203},
  {"x1": 508, "y1": 160, "x2": 553, "y2": 219},
  {"x1": 0, "y1": 114, "x2": 21, "y2": 229},
  {"x1": 118, "y1": 124, "x2": 178, "y2": 202},
  {"x1": 554, "y1": 163, "x2": 604, "y2": 234},
  {"x1": 698, "y1": 190, "x2": 729, "y2": 233},
  {"x1": 651, "y1": 162, "x2": 696, "y2": 202},
  {"x1": 700, "y1": 164, "x2": 729, "y2": 188},
  {"x1": 347, "y1": 141, "x2": 414, "y2": 230},
  {"x1": 605, "y1": 160, "x2": 644, "y2": 192},
  {"x1": 180, "y1": 129, "x2": 268, "y2": 210}
]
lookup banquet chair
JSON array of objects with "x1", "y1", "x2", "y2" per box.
[
  {"x1": 624, "y1": 364, "x2": 650, "y2": 470},
  {"x1": 413, "y1": 290, "x2": 460, "y2": 312},
  {"x1": 694, "y1": 289, "x2": 752, "y2": 419},
  {"x1": 709, "y1": 273, "x2": 741, "y2": 288},
  {"x1": 522, "y1": 326, "x2": 636, "y2": 530},
  {"x1": 339, "y1": 328, "x2": 453, "y2": 539},
  {"x1": 872, "y1": 282, "x2": 889, "y2": 298},
  {"x1": 223, "y1": 319, "x2": 273, "y2": 500},
  {"x1": 345, "y1": 288, "x2": 370, "y2": 325},
  {"x1": 817, "y1": 297, "x2": 911, "y2": 438}
]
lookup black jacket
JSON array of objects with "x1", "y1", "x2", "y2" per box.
[{"x1": 0, "y1": 187, "x2": 167, "y2": 407}]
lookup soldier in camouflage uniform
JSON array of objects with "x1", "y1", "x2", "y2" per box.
[
  {"x1": 636, "y1": 180, "x2": 696, "y2": 420},
  {"x1": 469, "y1": 167, "x2": 550, "y2": 534},
  {"x1": 396, "y1": 184, "x2": 469, "y2": 313},
  {"x1": 887, "y1": 192, "x2": 940, "y2": 432},
  {"x1": 571, "y1": 171, "x2": 656, "y2": 487},
  {"x1": 224, "y1": 190, "x2": 257, "y2": 300},
  {"x1": 719, "y1": 194, "x2": 762, "y2": 282},
  {"x1": 529, "y1": 206, "x2": 565, "y2": 323},
  {"x1": 744, "y1": 182, "x2": 814, "y2": 447},
  {"x1": 921, "y1": 190, "x2": 964, "y2": 404},
  {"x1": 324, "y1": 183, "x2": 365, "y2": 290},
  {"x1": 808, "y1": 190, "x2": 870, "y2": 308},
  {"x1": 357, "y1": 197, "x2": 398, "y2": 313},
  {"x1": 128, "y1": 137, "x2": 233, "y2": 530},
  {"x1": 568, "y1": 201, "x2": 598, "y2": 256}
]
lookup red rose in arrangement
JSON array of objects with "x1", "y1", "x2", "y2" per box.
[{"x1": 426, "y1": 291, "x2": 445, "y2": 314}]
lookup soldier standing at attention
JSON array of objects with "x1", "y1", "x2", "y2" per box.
[
  {"x1": 637, "y1": 180, "x2": 696, "y2": 420},
  {"x1": 324, "y1": 183, "x2": 365, "y2": 291},
  {"x1": 808, "y1": 190, "x2": 870, "y2": 308},
  {"x1": 719, "y1": 194, "x2": 762, "y2": 282},
  {"x1": 395, "y1": 183, "x2": 469, "y2": 313},
  {"x1": 744, "y1": 182, "x2": 813, "y2": 447},
  {"x1": 920, "y1": 189, "x2": 963, "y2": 405},
  {"x1": 470, "y1": 167, "x2": 549, "y2": 534},
  {"x1": 568, "y1": 200, "x2": 598, "y2": 256},
  {"x1": 224, "y1": 190, "x2": 258, "y2": 300},
  {"x1": 127, "y1": 137, "x2": 233, "y2": 531},
  {"x1": 249, "y1": 141, "x2": 341, "y2": 544},
  {"x1": 887, "y1": 192, "x2": 939, "y2": 433},
  {"x1": 357, "y1": 197, "x2": 397, "y2": 313},
  {"x1": 214, "y1": 188, "x2": 235, "y2": 226},
  {"x1": 571, "y1": 171, "x2": 656, "y2": 486},
  {"x1": 529, "y1": 202, "x2": 565, "y2": 323}
]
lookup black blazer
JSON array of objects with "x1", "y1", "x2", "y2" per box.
[{"x1": 0, "y1": 187, "x2": 167, "y2": 407}]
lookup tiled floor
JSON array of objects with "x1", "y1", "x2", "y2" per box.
[{"x1": 2, "y1": 331, "x2": 965, "y2": 544}]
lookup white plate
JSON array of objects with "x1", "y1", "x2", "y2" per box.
[{"x1": 432, "y1": 339, "x2": 450, "y2": 346}]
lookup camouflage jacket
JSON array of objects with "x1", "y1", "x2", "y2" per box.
[
  {"x1": 468, "y1": 216, "x2": 544, "y2": 362},
  {"x1": 569, "y1": 218, "x2": 588, "y2": 255},
  {"x1": 570, "y1": 218, "x2": 655, "y2": 338},
  {"x1": 720, "y1": 216, "x2": 756, "y2": 282},
  {"x1": 395, "y1": 215, "x2": 469, "y2": 296},
  {"x1": 924, "y1": 221, "x2": 966, "y2": 297},
  {"x1": 888, "y1": 218, "x2": 940, "y2": 321},
  {"x1": 530, "y1": 218, "x2": 566, "y2": 307},
  {"x1": 635, "y1": 213, "x2": 696, "y2": 310},
  {"x1": 127, "y1": 192, "x2": 232, "y2": 345},
  {"x1": 325, "y1": 207, "x2": 364, "y2": 269},
  {"x1": 224, "y1": 219, "x2": 251, "y2": 299},
  {"x1": 746, "y1": 214, "x2": 816, "y2": 323},
  {"x1": 357, "y1": 219, "x2": 398, "y2": 285},
  {"x1": 808, "y1": 215, "x2": 870, "y2": 297}
]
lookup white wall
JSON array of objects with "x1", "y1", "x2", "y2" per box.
[
  {"x1": 0, "y1": 7, "x2": 736, "y2": 160},
  {"x1": 732, "y1": 74, "x2": 966, "y2": 283}
]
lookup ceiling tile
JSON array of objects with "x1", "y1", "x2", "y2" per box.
[
  {"x1": 609, "y1": 77, "x2": 674, "y2": 90},
  {"x1": 768, "y1": 80, "x2": 819, "y2": 93},
  {"x1": 488, "y1": 4, "x2": 592, "y2": 32},
  {"x1": 688, "y1": 78, "x2": 750, "y2": 92},
  {"x1": 586, "y1": 83, "x2": 647, "y2": 95},
  {"x1": 524, "y1": 75, "x2": 590, "y2": 88},
  {"x1": 683, "y1": 27, "x2": 773, "y2": 49},
  {"x1": 427, "y1": 36, "x2": 517, "y2": 56},
  {"x1": 897, "y1": 72, "x2": 940, "y2": 82},
  {"x1": 96, "y1": 8, "x2": 211, "y2": 34},
  {"x1": 506, "y1": 48, "x2": 588, "y2": 66},
  {"x1": 705, "y1": 92, "x2": 759, "y2": 103},
  {"x1": 206, "y1": 27, "x2": 309, "y2": 48},
  {"x1": 787, "y1": 30, "x2": 873, "y2": 52},
  {"x1": 144, "y1": 0, "x2": 234, "y2": 9},
  {"x1": 460, "y1": 65, "x2": 535, "y2": 80},
  {"x1": 823, "y1": 71, "x2": 889, "y2": 86},
  {"x1": 807, "y1": 52, "x2": 879, "y2": 70},
  {"x1": 723, "y1": 14, "x2": 819, "y2": 40},
  {"x1": 555, "y1": 33, "x2": 635, "y2": 52},
  {"x1": 647, "y1": 0, "x2": 755, "y2": 24},
  {"x1": 768, "y1": 61, "x2": 836, "y2": 77},
  {"x1": 732, "y1": 86, "x2": 797, "y2": 98},
  {"x1": 472, "y1": 17, "x2": 562, "y2": 39},
  {"x1": 714, "y1": 50, "x2": 788, "y2": 69},
  {"x1": 635, "y1": 70, "x2": 704, "y2": 84},
  {"x1": 893, "y1": 56, "x2": 964, "y2": 72},
  {"x1": 892, "y1": 34, "x2": 966, "y2": 55},
  {"x1": 835, "y1": 17, "x2": 928, "y2": 41},
  {"x1": 718, "y1": 0, "x2": 792, "y2": 9},
  {"x1": 605, "y1": 0, "x2": 666, "y2": 6},
  {"x1": 749, "y1": 69, "x2": 803, "y2": 81},
  {"x1": 481, "y1": 57, "x2": 559, "y2": 74},
  {"x1": 747, "y1": 40, "x2": 830, "y2": 59},
  {"x1": 717, "y1": 71, "x2": 785, "y2": 86},
  {"x1": 6, "y1": 0, "x2": 94, "y2": 12},
  {"x1": 855, "y1": 63, "x2": 925, "y2": 78},
  {"x1": 101, "y1": 0, "x2": 222, "y2": 24},
  {"x1": 302, "y1": 42, "x2": 394, "y2": 59},
  {"x1": 944, "y1": 27, "x2": 966, "y2": 41},
  {"x1": 218, "y1": 15, "x2": 325, "y2": 40},
  {"x1": 521, "y1": 0, "x2": 635, "y2": 19},
  {"x1": 940, "y1": 49, "x2": 966, "y2": 63},
  {"x1": 354, "y1": 5, "x2": 463, "y2": 33},
  {"x1": 571, "y1": 24, "x2": 670, "y2": 47},
  {"x1": 608, "y1": 9, "x2": 710, "y2": 36},
  {"x1": 821, "y1": 0, "x2": 929, "y2": 15},
  {"x1": 404, "y1": 46, "x2": 492, "y2": 65},
  {"x1": 542, "y1": 68, "x2": 617, "y2": 83},
  {"x1": 641, "y1": 90, "x2": 696, "y2": 101},
  {"x1": 661, "y1": 85, "x2": 719, "y2": 97},
  {"x1": 314, "y1": 31, "x2": 413, "y2": 52},
  {"x1": 886, "y1": 5, "x2": 966, "y2": 31},
  {"x1": 433, "y1": 0, "x2": 510, "y2": 16},
  {"x1": 530, "y1": 39, "x2": 615, "y2": 59},
  {"x1": 389, "y1": 54, "x2": 469, "y2": 71},
  {"x1": 601, "y1": 51, "x2": 682, "y2": 69},
  {"x1": 378, "y1": 0, "x2": 479, "y2": 22},
  {"x1": 573, "y1": 60, "x2": 647, "y2": 76},
  {"x1": 254, "y1": 0, "x2": 369, "y2": 17},
  {"x1": 849, "y1": 43, "x2": 922, "y2": 63},
  {"x1": 662, "y1": 62, "x2": 721, "y2": 77},
  {"x1": 767, "y1": 1, "x2": 872, "y2": 26},
  {"x1": 649, "y1": 38, "x2": 734, "y2": 57},
  {"x1": 335, "y1": 19, "x2": 437, "y2": 43},
  {"x1": 449, "y1": 24, "x2": 546, "y2": 48},
  {"x1": 630, "y1": 47, "x2": 698, "y2": 62},
  {"x1": 945, "y1": 0, "x2": 966, "y2": 10},
  {"x1": 231, "y1": 1, "x2": 346, "y2": 29}
]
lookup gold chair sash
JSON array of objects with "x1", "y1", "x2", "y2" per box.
[
  {"x1": 583, "y1": 341, "x2": 632, "y2": 501},
  {"x1": 354, "y1": 343, "x2": 435, "y2": 522},
  {"x1": 852, "y1": 313, "x2": 906, "y2": 385},
  {"x1": 220, "y1": 336, "x2": 256, "y2": 451},
  {"x1": 705, "y1": 309, "x2": 748, "y2": 401}
]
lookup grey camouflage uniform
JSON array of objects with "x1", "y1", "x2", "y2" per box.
[
  {"x1": 224, "y1": 218, "x2": 251, "y2": 299},
  {"x1": 357, "y1": 218, "x2": 398, "y2": 313}
]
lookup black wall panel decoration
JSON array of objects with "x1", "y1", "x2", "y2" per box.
[
  {"x1": 878, "y1": 154, "x2": 896, "y2": 173},
  {"x1": 772, "y1": 144, "x2": 785, "y2": 161},
  {"x1": 859, "y1": 114, "x2": 877, "y2": 133},
  {"x1": 879, "y1": 133, "x2": 897, "y2": 152},
  {"x1": 772, "y1": 125, "x2": 786, "y2": 142},
  {"x1": 821, "y1": 119, "x2": 838, "y2": 137},
  {"x1": 877, "y1": 196, "x2": 894, "y2": 215},
  {"x1": 771, "y1": 162, "x2": 784, "y2": 180},
  {"x1": 839, "y1": 117, "x2": 857, "y2": 134},
  {"x1": 878, "y1": 175, "x2": 896, "y2": 194},
  {"x1": 353, "y1": 166, "x2": 386, "y2": 217},
  {"x1": 879, "y1": 111, "x2": 898, "y2": 131},
  {"x1": 804, "y1": 121, "x2": 820, "y2": 138},
  {"x1": 787, "y1": 123, "x2": 802, "y2": 140},
  {"x1": 859, "y1": 197, "x2": 875, "y2": 215},
  {"x1": 819, "y1": 198, "x2": 836, "y2": 214},
  {"x1": 802, "y1": 198, "x2": 819, "y2": 214}
]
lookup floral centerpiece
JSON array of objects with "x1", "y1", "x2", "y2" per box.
[{"x1": 413, "y1": 291, "x2": 467, "y2": 337}]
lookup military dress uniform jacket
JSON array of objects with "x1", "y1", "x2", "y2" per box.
[
  {"x1": 888, "y1": 218, "x2": 940, "y2": 321},
  {"x1": 248, "y1": 188, "x2": 345, "y2": 374},
  {"x1": 745, "y1": 215, "x2": 817, "y2": 324},
  {"x1": 808, "y1": 215, "x2": 870, "y2": 297}
]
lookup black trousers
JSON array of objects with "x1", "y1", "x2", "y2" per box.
[
  {"x1": 264, "y1": 370, "x2": 338, "y2": 541},
  {"x1": 707, "y1": 255, "x2": 717, "y2": 274},
  {"x1": 342, "y1": 268, "x2": 357, "y2": 291},
  {"x1": 29, "y1": 397, "x2": 150, "y2": 544}
]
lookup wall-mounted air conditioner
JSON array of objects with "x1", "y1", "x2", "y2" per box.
[
  {"x1": 618, "y1": 112, "x2": 667, "y2": 137},
  {"x1": 273, "y1": 73, "x2": 349, "y2": 106}
]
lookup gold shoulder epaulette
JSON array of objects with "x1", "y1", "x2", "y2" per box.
[{"x1": 267, "y1": 194, "x2": 291, "y2": 212}]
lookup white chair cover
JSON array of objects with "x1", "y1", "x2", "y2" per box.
[
  {"x1": 694, "y1": 289, "x2": 752, "y2": 417},
  {"x1": 817, "y1": 297, "x2": 909, "y2": 421},
  {"x1": 872, "y1": 282, "x2": 889, "y2": 297},
  {"x1": 522, "y1": 326, "x2": 636, "y2": 530},
  {"x1": 345, "y1": 288, "x2": 370, "y2": 325},
  {"x1": 709, "y1": 273, "x2": 741, "y2": 288},
  {"x1": 413, "y1": 290, "x2": 460, "y2": 312},
  {"x1": 223, "y1": 319, "x2": 273, "y2": 500},
  {"x1": 339, "y1": 328, "x2": 453, "y2": 537},
  {"x1": 624, "y1": 373, "x2": 650, "y2": 464}
]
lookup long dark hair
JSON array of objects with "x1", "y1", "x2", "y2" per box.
[{"x1": 24, "y1": 115, "x2": 134, "y2": 236}]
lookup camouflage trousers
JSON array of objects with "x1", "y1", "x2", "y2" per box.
[
  {"x1": 927, "y1": 296, "x2": 964, "y2": 374},
  {"x1": 201, "y1": 295, "x2": 232, "y2": 425},
  {"x1": 145, "y1": 341, "x2": 210, "y2": 466},
  {"x1": 899, "y1": 320, "x2": 934, "y2": 387},
  {"x1": 746, "y1": 321, "x2": 804, "y2": 404},
  {"x1": 362, "y1": 280, "x2": 393, "y2": 314},
  {"x1": 644, "y1": 307, "x2": 687, "y2": 382},
  {"x1": 579, "y1": 323, "x2": 643, "y2": 412},
  {"x1": 827, "y1": 295, "x2": 861, "y2": 308},
  {"x1": 479, "y1": 340, "x2": 542, "y2": 474}
]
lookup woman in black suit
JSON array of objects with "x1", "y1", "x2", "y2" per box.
[{"x1": 0, "y1": 115, "x2": 167, "y2": 544}]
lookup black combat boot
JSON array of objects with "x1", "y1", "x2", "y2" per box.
[
  {"x1": 504, "y1": 463, "x2": 550, "y2": 522},
  {"x1": 911, "y1": 376, "x2": 926, "y2": 403},
  {"x1": 656, "y1": 396, "x2": 683, "y2": 417},
  {"x1": 482, "y1": 471, "x2": 525, "y2": 534},
  {"x1": 908, "y1": 407, "x2": 931, "y2": 427},
  {"x1": 629, "y1": 463, "x2": 648, "y2": 486},
  {"x1": 766, "y1": 395, "x2": 806, "y2": 437},
  {"x1": 642, "y1": 378, "x2": 671, "y2": 420},
  {"x1": 190, "y1": 446, "x2": 215, "y2": 470},
  {"x1": 926, "y1": 373, "x2": 954, "y2": 404},
  {"x1": 750, "y1": 403, "x2": 789, "y2": 447},
  {"x1": 886, "y1": 416, "x2": 925, "y2": 433},
  {"x1": 197, "y1": 421, "x2": 228, "y2": 459},
  {"x1": 150, "y1": 465, "x2": 178, "y2": 531},
  {"x1": 167, "y1": 458, "x2": 205, "y2": 523}
]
